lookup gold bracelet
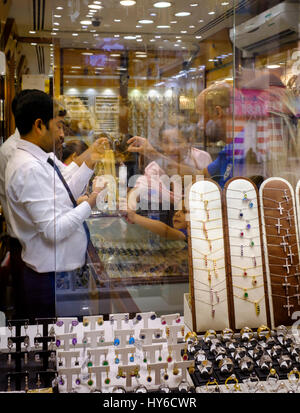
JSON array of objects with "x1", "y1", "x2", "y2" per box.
[{"x1": 225, "y1": 374, "x2": 240, "y2": 391}]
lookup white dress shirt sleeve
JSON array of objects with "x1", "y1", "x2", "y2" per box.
[{"x1": 7, "y1": 164, "x2": 92, "y2": 243}]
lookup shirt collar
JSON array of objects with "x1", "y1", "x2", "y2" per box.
[{"x1": 17, "y1": 139, "x2": 56, "y2": 163}]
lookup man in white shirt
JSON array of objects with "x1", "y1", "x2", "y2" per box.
[{"x1": 5, "y1": 90, "x2": 104, "y2": 320}]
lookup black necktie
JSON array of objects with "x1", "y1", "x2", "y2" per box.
[{"x1": 47, "y1": 157, "x2": 91, "y2": 245}]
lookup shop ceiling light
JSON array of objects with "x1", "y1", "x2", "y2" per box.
[
  {"x1": 56, "y1": 6, "x2": 63, "y2": 9},
  {"x1": 88, "y1": 4, "x2": 102, "y2": 9},
  {"x1": 157, "y1": 25, "x2": 170, "y2": 28},
  {"x1": 175, "y1": 11, "x2": 191, "y2": 16},
  {"x1": 72, "y1": 33, "x2": 79, "y2": 36},
  {"x1": 153, "y1": 1, "x2": 172, "y2": 7},
  {"x1": 82, "y1": 52, "x2": 94, "y2": 55},
  {"x1": 267, "y1": 64, "x2": 280, "y2": 69},
  {"x1": 120, "y1": 0, "x2": 136, "y2": 5},
  {"x1": 138, "y1": 19, "x2": 154, "y2": 24},
  {"x1": 80, "y1": 20, "x2": 92, "y2": 25},
  {"x1": 29, "y1": 30, "x2": 36, "y2": 34},
  {"x1": 208, "y1": 11, "x2": 215, "y2": 15}
]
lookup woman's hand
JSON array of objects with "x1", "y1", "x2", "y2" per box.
[{"x1": 127, "y1": 136, "x2": 157, "y2": 159}]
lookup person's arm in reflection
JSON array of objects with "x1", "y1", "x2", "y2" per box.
[
  {"x1": 127, "y1": 136, "x2": 210, "y2": 177},
  {"x1": 73, "y1": 137, "x2": 110, "y2": 169},
  {"x1": 120, "y1": 199, "x2": 187, "y2": 241}
]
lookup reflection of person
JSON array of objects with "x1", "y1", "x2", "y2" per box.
[
  {"x1": 5, "y1": 91, "x2": 106, "y2": 320},
  {"x1": 62, "y1": 139, "x2": 89, "y2": 165},
  {"x1": 123, "y1": 201, "x2": 187, "y2": 241},
  {"x1": 127, "y1": 123, "x2": 212, "y2": 206}
]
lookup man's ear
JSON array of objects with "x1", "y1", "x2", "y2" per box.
[{"x1": 34, "y1": 118, "x2": 44, "y2": 134}]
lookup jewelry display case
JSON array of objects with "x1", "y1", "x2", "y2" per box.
[{"x1": 55, "y1": 213, "x2": 189, "y2": 319}]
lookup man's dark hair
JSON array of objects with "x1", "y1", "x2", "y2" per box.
[
  {"x1": 11, "y1": 89, "x2": 42, "y2": 117},
  {"x1": 15, "y1": 91, "x2": 54, "y2": 136}
]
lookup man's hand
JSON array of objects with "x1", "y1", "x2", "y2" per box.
[
  {"x1": 89, "y1": 138, "x2": 110, "y2": 163},
  {"x1": 127, "y1": 136, "x2": 157, "y2": 159}
]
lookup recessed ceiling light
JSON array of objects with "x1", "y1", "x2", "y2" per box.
[
  {"x1": 150, "y1": 13, "x2": 157, "y2": 16},
  {"x1": 195, "y1": 35, "x2": 202, "y2": 39},
  {"x1": 153, "y1": 1, "x2": 172, "y2": 7},
  {"x1": 93, "y1": 1, "x2": 102, "y2": 4},
  {"x1": 56, "y1": 6, "x2": 63, "y2": 9},
  {"x1": 176, "y1": 36, "x2": 181, "y2": 38},
  {"x1": 72, "y1": 33, "x2": 79, "y2": 36},
  {"x1": 80, "y1": 20, "x2": 92, "y2": 25},
  {"x1": 138, "y1": 19, "x2": 154, "y2": 24},
  {"x1": 120, "y1": 0, "x2": 136, "y2": 5},
  {"x1": 208, "y1": 11, "x2": 215, "y2": 15},
  {"x1": 221, "y1": 2, "x2": 229, "y2": 5},
  {"x1": 29, "y1": 30, "x2": 36, "y2": 34},
  {"x1": 136, "y1": 38, "x2": 143, "y2": 42},
  {"x1": 170, "y1": 20, "x2": 177, "y2": 23},
  {"x1": 157, "y1": 25, "x2": 170, "y2": 28},
  {"x1": 54, "y1": 14, "x2": 62, "y2": 18},
  {"x1": 190, "y1": 3, "x2": 198, "y2": 6},
  {"x1": 124, "y1": 35, "x2": 137, "y2": 39},
  {"x1": 155, "y1": 35, "x2": 161, "y2": 38},
  {"x1": 31, "y1": 42, "x2": 37, "y2": 46},
  {"x1": 51, "y1": 32, "x2": 57, "y2": 35},
  {"x1": 52, "y1": 28, "x2": 59, "y2": 31},
  {"x1": 267, "y1": 64, "x2": 281, "y2": 69},
  {"x1": 114, "y1": 19, "x2": 121, "y2": 22},
  {"x1": 82, "y1": 52, "x2": 93, "y2": 55},
  {"x1": 174, "y1": 44, "x2": 179, "y2": 47},
  {"x1": 189, "y1": 25, "x2": 195, "y2": 28},
  {"x1": 71, "y1": 66, "x2": 81, "y2": 69},
  {"x1": 175, "y1": 11, "x2": 191, "y2": 16},
  {"x1": 114, "y1": 34, "x2": 120, "y2": 37},
  {"x1": 111, "y1": 53, "x2": 121, "y2": 56},
  {"x1": 88, "y1": 4, "x2": 102, "y2": 9},
  {"x1": 53, "y1": 22, "x2": 60, "y2": 25},
  {"x1": 198, "y1": 19, "x2": 204, "y2": 22},
  {"x1": 150, "y1": 39, "x2": 156, "y2": 42},
  {"x1": 181, "y1": 30, "x2": 187, "y2": 33},
  {"x1": 136, "y1": 25, "x2": 142, "y2": 28}
]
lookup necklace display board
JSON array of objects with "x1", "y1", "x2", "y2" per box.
[
  {"x1": 259, "y1": 177, "x2": 300, "y2": 328},
  {"x1": 223, "y1": 177, "x2": 270, "y2": 330},
  {"x1": 187, "y1": 180, "x2": 230, "y2": 333}
]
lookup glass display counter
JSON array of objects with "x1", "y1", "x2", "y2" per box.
[{"x1": 55, "y1": 212, "x2": 189, "y2": 318}]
